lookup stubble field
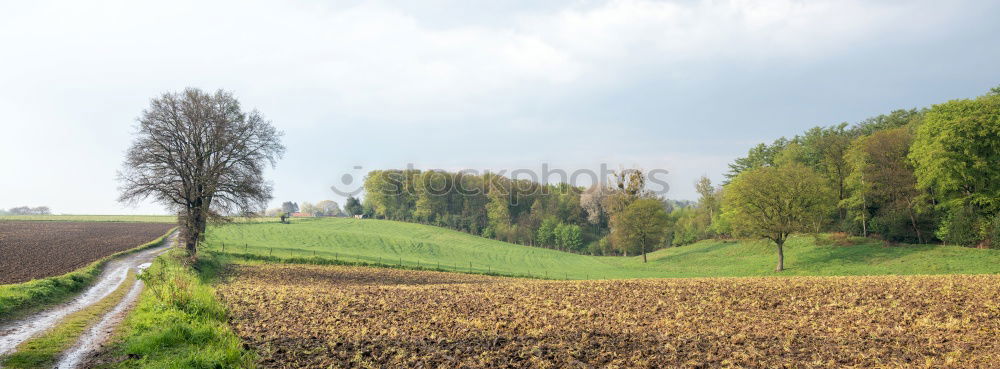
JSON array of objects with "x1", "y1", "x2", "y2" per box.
[
  {"x1": 218, "y1": 264, "x2": 1000, "y2": 368},
  {"x1": 0, "y1": 221, "x2": 174, "y2": 284}
]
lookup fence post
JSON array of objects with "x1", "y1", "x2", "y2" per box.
[
  {"x1": 269, "y1": 248, "x2": 272, "y2": 257},
  {"x1": 469, "y1": 262, "x2": 472, "y2": 273},
  {"x1": 222, "y1": 242, "x2": 225, "y2": 252}
]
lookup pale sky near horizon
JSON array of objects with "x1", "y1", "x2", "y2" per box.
[{"x1": 1, "y1": 0, "x2": 999, "y2": 215}]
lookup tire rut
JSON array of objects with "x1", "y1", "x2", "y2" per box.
[{"x1": 0, "y1": 232, "x2": 177, "y2": 364}]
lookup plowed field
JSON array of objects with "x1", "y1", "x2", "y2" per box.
[
  {"x1": 0, "y1": 221, "x2": 173, "y2": 284},
  {"x1": 219, "y1": 264, "x2": 1000, "y2": 368}
]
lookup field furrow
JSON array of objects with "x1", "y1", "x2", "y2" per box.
[{"x1": 219, "y1": 264, "x2": 1000, "y2": 368}]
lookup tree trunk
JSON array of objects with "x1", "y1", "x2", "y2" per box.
[
  {"x1": 185, "y1": 236, "x2": 198, "y2": 258},
  {"x1": 861, "y1": 177, "x2": 868, "y2": 237},
  {"x1": 907, "y1": 208, "x2": 924, "y2": 244},
  {"x1": 775, "y1": 239, "x2": 785, "y2": 272},
  {"x1": 861, "y1": 207, "x2": 868, "y2": 238},
  {"x1": 184, "y1": 202, "x2": 206, "y2": 259}
]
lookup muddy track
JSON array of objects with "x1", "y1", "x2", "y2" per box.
[
  {"x1": 55, "y1": 268, "x2": 147, "y2": 369},
  {"x1": 0, "y1": 232, "x2": 177, "y2": 362}
]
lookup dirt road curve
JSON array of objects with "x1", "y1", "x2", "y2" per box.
[{"x1": 0, "y1": 232, "x2": 176, "y2": 364}]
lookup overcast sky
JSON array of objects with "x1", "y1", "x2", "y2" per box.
[{"x1": 1, "y1": 0, "x2": 999, "y2": 214}]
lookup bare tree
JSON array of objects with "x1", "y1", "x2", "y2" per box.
[{"x1": 118, "y1": 88, "x2": 284, "y2": 258}]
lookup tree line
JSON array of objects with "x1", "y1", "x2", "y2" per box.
[
  {"x1": 359, "y1": 86, "x2": 1000, "y2": 266},
  {"x1": 0, "y1": 206, "x2": 52, "y2": 215},
  {"x1": 358, "y1": 167, "x2": 694, "y2": 260},
  {"x1": 265, "y1": 200, "x2": 342, "y2": 217},
  {"x1": 713, "y1": 87, "x2": 1000, "y2": 259}
]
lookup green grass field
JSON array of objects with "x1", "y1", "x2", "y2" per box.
[
  {"x1": 0, "y1": 215, "x2": 176, "y2": 223},
  {"x1": 204, "y1": 218, "x2": 1000, "y2": 279}
]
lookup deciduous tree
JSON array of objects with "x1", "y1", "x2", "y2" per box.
[
  {"x1": 344, "y1": 196, "x2": 363, "y2": 216},
  {"x1": 610, "y1": 198, "x2": 670, "y2": 263},
  {"x1": 910, "y1": 92, "x2": 1000, "y2": 245},
  {"x1": 722, "y1": 164, "x2": 835, "y2": 271},
  {"x1": 315, "y1": 200, "x2": 341, "y2": 216},
  {"x1": 118, "y1": 88, "x2": 284, "y2": 258},
  {"x1": 281, "y1": 201, "x2": 299, "y2": 214},
  {"x1": 844, "y1": 127, "x2": 931, "y2": 243}
]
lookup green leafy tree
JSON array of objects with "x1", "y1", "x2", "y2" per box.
[
  {"x1": 314, "y1": 200, "x2": 341, "y2": 216},
  {"x1": 414, "y1": 170, "x2": 449, "y2": 223},
  {"x1": 557, "y1": 223, "x2": 584, "y2": 251},
  {"x1": 909, "y1": 93, "x2": 1000, "y2": 245},
  {"x1": 725, "y1": 138, "x2": 789, "y2": 182},
  {"x1": 799, "y1": 124, "x2": 852, "y2": 218},
  {"x1": 363, "y1": 170, "x2": 418, "y2": 220},
  {"x1": 299, "y1": 201, "x2": 316, "y2": 216},
  {"x1": 844, "y1": 127, "x2": 931, "y2": 243},
  {"x1": 536, "y1": 217, "x2": 558, "y2": 247},
  {"x1": 344, "y1": 196, "x2": 363, "y2": 216},
  {"x1": 610, "y1": 198, "x2": 671, "y2": 262},
  {"x1": 695, "y1": 176, "x2": 719, "y2": 220},
  {"x1": 851, "y1": 109, "x2": 924, "y2": 137},
  {"x1": 722, "y1": 164, "x2": 836, "y2": 271}
]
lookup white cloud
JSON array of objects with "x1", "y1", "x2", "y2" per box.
[
  {"x1": 0, "y1": 0, "x2": 993, "y2": 213},
  {"x1": 0, "y1": 0, "x2": 949, "y2": 122}
]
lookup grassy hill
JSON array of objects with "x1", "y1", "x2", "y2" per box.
[{"x1": 204, "y1": 217, "x2": 999, "y2": 279}]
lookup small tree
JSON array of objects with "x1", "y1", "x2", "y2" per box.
[
  {"x1": 722, "y1": 164, "x2": 835, "y2": 271},
  {"x1": 315, "y1": 200, "x2": 341, "y2": 216},
  {"x1": 536, "y1": 217, "x2": 558, "y2": 247},
  {"x1": 300, "y1": 202, "x2": 316, "y2": 216},
  {"x1": 344, "y1": 196, "x2": 363, "y2": 216},
  {"x1": 281, "y1": 201, "x2": 299, "y2": 214},
  {"x1": 610, "y1": 198, "x2": 670, "y2": 262},
  {"x1": 118, "y1": 88, "x2": 284, "y2": 258},
  {"x1": 558, "y1": 224, "x2": 584, "y2": 251}
]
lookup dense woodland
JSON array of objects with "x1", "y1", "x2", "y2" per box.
[{"x1": 357, "y1": 87, "x2": 1000, "y2": 255}]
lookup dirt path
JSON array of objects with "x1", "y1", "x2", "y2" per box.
[
  {"x1": 55, "y1": 265, "x2": 148, "y2": 369},
  {"x1": 0, "y1": 232, "x2": 176, "y2": 360}
]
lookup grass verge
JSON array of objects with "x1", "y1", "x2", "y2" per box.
[
  {"x1": 205, "y1": 218, "x2": 1000, "y2": 279},
  {"x1": 0, "y1": 228, "x2": 175, "y2": 321},
  {"x1": 93, "y1": 250, "x2": 253, "y2": 368},
  {"x1": 215, "y1": 250, "x2": 552, "y2": 279},
  {"x1": 1, "y1": 270, "x2": 138, "y2": 368}
]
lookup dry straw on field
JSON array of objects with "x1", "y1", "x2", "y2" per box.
[{"x1": 219, "y1": 264, "x2": 1000, "y2": 368}]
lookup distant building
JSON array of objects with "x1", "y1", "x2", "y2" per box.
[{"x1": 290, "y1": 212, "x2": 312, "y2": 217}]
